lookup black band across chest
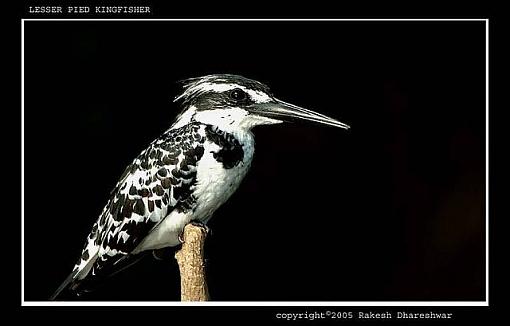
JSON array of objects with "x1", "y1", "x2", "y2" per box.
[{"x1": 204, "y1": 125, "x2": 244, "y2": 169}]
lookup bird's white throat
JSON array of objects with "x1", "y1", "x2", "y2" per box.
[{"x1": 171, "y1": 106, "x2": 282, "y2": 134}]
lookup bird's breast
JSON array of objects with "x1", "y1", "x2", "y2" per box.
[
  {"x1": 192, "y1": 128, "x2": 255, "y2": 221},
  {"x1": 131, "y1": 125, "x2": 255, "y2": 252}
]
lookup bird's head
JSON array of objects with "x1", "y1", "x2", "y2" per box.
[{"x1": 172, "y1": 74, "x2": 350, "y2": 132}]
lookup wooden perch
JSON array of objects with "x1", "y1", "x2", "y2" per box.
[{"x1": 174, "y1": 223, "x2": 209, "y2": 301}]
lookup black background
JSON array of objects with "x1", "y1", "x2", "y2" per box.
[{"x1": 23, "y1": 20, "x2": 485, "y2": 301}]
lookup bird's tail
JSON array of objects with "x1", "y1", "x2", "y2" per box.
[
  {"x1": 50, "y1": 252, "x2": 148, "y2": 300},
  {"x1": 50, "y1": 252, "x2": 98, "y2": 301},
  {"x1": 49, "y1": 270, "x2": 81, "y2": 300}
]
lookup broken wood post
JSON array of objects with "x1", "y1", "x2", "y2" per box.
[{"x1": 174, "y1": 223, "x2": 209, "y2": 301}]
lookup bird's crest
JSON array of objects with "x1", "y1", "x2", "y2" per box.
[{"x1": 174, "y1": 74, "x2": 272, "y2": 106}]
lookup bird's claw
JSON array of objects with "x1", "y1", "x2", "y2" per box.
[
  {"x1": 190, "y1": 220, "x2": 211, "y2": 235},
  {"x1": 152, "y1": 248, "x2": 166, "y2": 260},
  {"x1": 178, "y1": 221, "x2": 211, "y2": 244}
]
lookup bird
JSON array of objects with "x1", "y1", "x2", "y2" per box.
[{"x1": 50, "y1": 74, "x2": 350, "y2": 300}]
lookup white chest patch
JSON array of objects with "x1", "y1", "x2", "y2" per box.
[{"x1": 192, "y1": 136, "x2": 254, "y2": 222}]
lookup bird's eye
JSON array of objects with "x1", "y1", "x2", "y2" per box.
[{"x1": 229, "y1": 88, "x2": 248, "y2": 102}]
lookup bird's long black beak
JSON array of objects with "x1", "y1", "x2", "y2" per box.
[{"x1": 248, "y1": 99, "x2": 350, "y2": 129}]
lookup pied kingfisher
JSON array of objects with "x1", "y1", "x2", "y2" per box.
[{"x1": 51, "y1": 74, "x2": 350, "y2": 300}]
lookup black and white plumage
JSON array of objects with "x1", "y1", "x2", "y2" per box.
[{"x1": 51, "y1": 74, "x2": 349, "y2": 300}]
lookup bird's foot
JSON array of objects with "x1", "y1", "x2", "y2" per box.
[
  {"x1": 190, "y1": 220, "x2": 211, "y2": 235},
  {"x1": 177, "y1": 220, "x2": 211, "y2": 244},
  {"x1": 152, "y1": 248, "x2": 169, "y2": 261}
]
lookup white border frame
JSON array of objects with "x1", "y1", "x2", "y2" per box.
[{"x1": 21, "y1": 18, "x2": 489, "y2": 307}]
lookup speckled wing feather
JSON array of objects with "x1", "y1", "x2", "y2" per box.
[{"x1": 69, "y1": 122, "x2": 206, "y2": 289}]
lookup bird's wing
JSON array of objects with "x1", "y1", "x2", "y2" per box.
[{"x1": 72, "y1": 123, "x2": 206, "y2": 288}]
